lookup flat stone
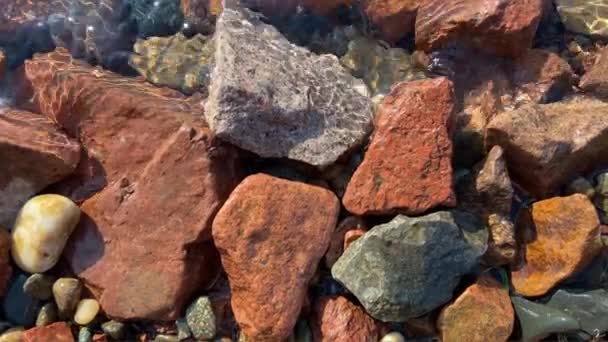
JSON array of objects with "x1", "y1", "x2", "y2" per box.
[
  {"x1": 512, "y1": 296, "x2": 580, "y2": 342},
  {"x1": 332, "y1": 211, "x2": 485, "y2": 321},
  {"x1": 581, "y1": 47, "x2": 608, "y2": 98},
  {"x1": 362, "y1": 0, "x2": 418, "y2": 42},
  {"x1": 2, "y1": 274, "x2": 42, "y2": 327},
  {"x1": 23, "y1": 322, "x2": 74, "y2": 342},
  {"x1": 19, "y1": 48, "x2": 241, "y2": 321},
  {"x1": 556, "y1": 0, "x2": 608, "y2": 37},
  {"x1": 311, "y1": 296, "x2": 380, "y2": 342},
  {"x1": 438, "y1": 275, "x2": 514, "y2": 342},
  {"x1": 0, "y1": 108, "x2": 80, "y2": 228},
  {"x1": 0, "y1": 229, "x2": 10, "y2": 297},
  {"x1": 212, "y1": 174, "x2": 339, "y2": 340},
  {"x1": 205, "y1": 0, "x2": 373, "y2": 168},
  {"x1": 512, "y1": 194, "x2": 603, "y2": 297},
  {"x1": 486, "y1": 97, "x2": 608, "y2": 198},
  {"x1": 546, "y1": 289, "x2": 608, "y2": 335},
  {"x1": 416, "y1": 0, "x2": 544, "y2": 57},
  {"x1": 343, "y1": 77, "x2": 456, "y2": 216}
]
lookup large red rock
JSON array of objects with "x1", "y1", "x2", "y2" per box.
[
  {"x1": 23, "y1": 322, "x2": 74, "y2": 342},
  {"x1": 416, "y1": 0, "x2": 544, "y2": 57},
  {"x1": 19, "y1": 48, "x2": 241, "y2": 320},
  {"x1": 343, "y1": 77, "x2": 456, "y2": 216},
  {"x1": 486, "y1": 97, "x2": 608, "y2": 198},
  {"x1": 0, "y1": 229, "x2": 11, "y2": 296},
  {"x1": 362, "y1": 0, "x2": 418, "y2": 43},
  {"x1": 0, "y1": 107, "x2": 81, "y2": 228},
  {"x1": 311, "y1": 296, "x2": 381, "y2": 342},
  {"x1": 213, "y1": 174, "x2": 339, "y2": 341}
]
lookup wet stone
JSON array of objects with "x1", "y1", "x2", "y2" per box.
[
  {"x1": 35, "y1": 303, "x2": 58, "y2": 327},
  {"x1": 23, "y1": 274, "x2": 55, "y2": 301},
  {"x1": 546, "y1": 289, "x2": 608, "y2": 336},
  {"x1": 512, "y1": 296, "x2": 580, "y2": 342},
  {"x1": 52, "y1": 278, "x2": 82, "y2": 321}
]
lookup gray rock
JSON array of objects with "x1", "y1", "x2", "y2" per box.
[
  {"x1": 35, "y1": 303, "x2": 58, "y2": 327},
  {"x1": 331, "y1": 211, "x2": 483, "y2": 322},
  {"x1": 23, "y1": 274, "x2": 56, "y2": 301},
  {"x1": 512, "y1": 296, "x2": 580, "y2": 342},
  {"x1": 596, "y1": 172, "x2": 608, "y2": 196},
  {"x1": 205, "y1": 0, "x2": 373, "y2": 168},
  {"x1": 175, "y1": 318, "x2": 191, "y2": 341},
  {"x1": 52, "y1": 277, "x2": 82, "y2": 320},
  {"x1": 78, "y1": 327, "x2": 93, "y2": 342},
  {"x1": 186, "y1": 296, "x2": 216, "y2": 340},
  {"x1": 2, "y1": 274, "x2": 42, "y2": 327},
  {"x1": 546, "y1": 289, "x2": 608, "y2": 335},
  {"x1": 101, "y1": 320, "x2": 127, "y2": 340}
]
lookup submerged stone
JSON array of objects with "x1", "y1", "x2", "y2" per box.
[
  {"x1": 512, "y1": 296, "x2": 580, "y2": 342},
  {"x1": 546, "y1": 289, "x2": 608, "y2": 336}
]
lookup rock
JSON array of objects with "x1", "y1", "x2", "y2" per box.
[
  {"x1": 125, "y1": 0, "x2": 184, "y2": 38},
  {"x1": 565, "y1": 177, "x2": 596, "y2": 198},
  {"x1": 361, "y1": 0, "x2": 418, "y2": 43},
  {"x1": 416, "y1": 0, "x2": 544, "y2": 57},
  {"x1": 556, "y1": 0, "x2": 608, "y2": 37},
  {"x1": 23, "y1": 322, "x2": 74, "y2": 342},
  {"x1": 130, "y1": 33, "x2": 214, "y2": 95},
  {"x1": 3, "y1": 274, "x2": 42, "y2": 327},
  {"x1": 311, "y1": 296, "x2": 380, "y2": 342},
  {"x1": 324, "y1": 216, "x2": 365, "y2": 269},
  {"x1": 0, "y1": 0, "x2": 56, "y2": 34},
  {"x1": 0, "y1": 108, "x2": 80, "y2": 228},
  {"x1": 0, "y1": 50, "x2": 5, "y2": 80},
  {"x1": 0, "y1": 229, "x2": 11, "y2": 297},
  {"x1": 0, "y1": 328, "x2": 23, "y2": 342},
  {"x1": 343, "y1": 78, "x2": 456, "y2": 216},
  {"x1": 35, "y1": 303, "x2": 58, "y2": 327},
  {"x1": 380, "y1": 332, "x2": 405, "y2": 342},
  {"x1": 438, "y1": 275, "x2": 514, "y2": 342},
  {"x1": 343, "y1": 229, "x2": 365, "y2": 251},
  {"x1": 74, "y1": 299, "x2": 100, "y2": 326},
  {"x1": 100, "y1": 321, "x2": 126, "y2": 340},
  {"x1": 23, "y1": 274, "x2": 55, "y2": 301},
  {"x1": 180, "y1": 0, "x2": 219, "y2": 35},
  {"x1": 175, "y1": 319, "x2": 191, "y2": 341},
  {"x1": 77, "y1": 327, "x2": 92, "y2": 342},
  {"x1": 212, "y1": 174, "x2": 339, "y2": 340},
  {"x1": 52, "y1": 278, "x2": 82, "y2": 320},
  {"x1": 512, "y1": 194, "x2": 603, "y2": 297},
  {"x1": 205, "y1": 1, "x2": 373, "y2": 168},
  {"x1": 486, "y1": 97, "x2": 608, "y2": 198},
  {"x1": 512, "y1": 296, "x2": 579, "y2": 342},
  {"x1": 546, "y1": 289, "x2": 608, "y2": 336},
  {"x1": 20, "y1": 48, "x2": 240, "y2": 321},
  {"x1": 186, "y1": 297, "x2": 216, "y2": 340},
  {"x1": 580, "y1": 47, "x2": 608, "y2": 98},
  {"x1": 154, "y1": 335, "x2": 179, "y2": 342},
  {"x1": 597, "y1": 172, "x2": 608, "y2": 196},
  {"x1": 11, "y1": 195, "x2": 80, "y2": 273},
  {"x1": 332, "y1": 211, "x2": 484, "y2": 321}
]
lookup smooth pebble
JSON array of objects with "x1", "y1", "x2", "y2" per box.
[
  {"x1": 74, "y1": 299, "x2": 100, "y2": 326},
  {"x1": 52, "y1": 277, "x2": 82, "y2": 320}
]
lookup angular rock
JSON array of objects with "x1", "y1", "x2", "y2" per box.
[
  {"x1": 512, "y1": 296, "x2": 580, "y2": 342},
  {"x1": 0, "y1": 229, "x2": 10, "y2": 297},
  {"x1": 580, "y1": 47, "x2": 608, "y2": 98},
  {"x1": 486, "y1": 97, "x2": 608, "y2": 198},
  {"x1": 20, "y1": 48, "x2": 240, "y2": 320},
  {"x1": 343, "y1": 77, "x2": 456, "y2": 216},
  {"x1": 556, "y1": 0, "x2": 608, "y2": 37},
  {"x1": 205, "y1": 1, "x2": 373, "y2": 168},
  {"x1": 512, "y1": 194, "x2": 603, "y2": 297},
  {"x1": 332, "y1": 211, "x2": 484, "y2": 321},
  {"x1": 438, "y1": 275, "x2": 514, "y2": 342},
  {"x1": 362, "y1": 0, "x2": 418, "y2": 43},
  {"x1": 324, "y1": 216, "x2": 365, "y2": 269},
  {"x1": 0, "y1": 108, "x2": 80, "y2": 228},
  {"x1": 547, "y1": 289, "x2": 608, "y2": 336},
  {"x1": 311, "y1": 296, "x2": 380, "y2": 342},
  {"x1": 212, "y1": 174, "x2": 340, "y2": 341},
  {"x1": 416, "y1": 0, "x2": 544, "y2": 57},
  {"x1": 23, "y1": 322, "x2": 74, "y2": 342}
]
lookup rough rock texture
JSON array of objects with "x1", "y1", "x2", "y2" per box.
[
  {"x1": 130, "y1": 33, "x2": 214, "y2": 95},
  {"x1": 580, "y1": 47, "x2": 608, "y2": 98},
  {"x1": 0, "y1": 108, "x2": 80, "y2": 228},
  {"x1": 486, "y1": 97, "x2": 608, "y2": 198},
  {"x1": 212, "y1": 174, "x2": 340, "y2": 341},
  {"x1": 23, "y1": 322, "x2": 74, "y2": 342},
  {"x1": 20, "y1": 49, "x2": 240, "y2": 320},
  {"x1": 343, "y1": 78, "x2": 455, "y2": 216},
  {"x1": 512, "y1": 296, "x2": 580, "y2": 342},
  {"x1": 556, "y1": 0, "x2": 608, "y2": 37},
  {"x1": 311, "y1": 296, "x2": 380, "y2": 342},
  {"x1": 332, "y1": 211, "x2": 485, "y2": 321},
  {"x1": 325, "y1": 216, "x2": 366, "y2": 269},
  {"x1": 205, "y1": 1, "x2": 373, "y2": 168},
  {"x1": 0, "y1": 229, "x2": 11, "y2": 297},
  {"x1": 362, "y1": 0, "x2": 419, "y2": 43},
  {"x1": 438, "y1": 275, "x2": 514, "y2": 342},
  {"x1": 512, "y1": 194, "x2": 603, "y2": 297},
  {"x1": 546, "y1": 289, "x2": 608, "y2": 336},
  {"x1": 416, "y1": 0, "x2": 544, "y2": 57}
]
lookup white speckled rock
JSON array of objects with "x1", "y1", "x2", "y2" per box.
[
  {"x1": 11, "y1": 195, "x2": 81, "y2": 273},
  {"x1": 74, "y1": 299, "x2": 100, "y2": 325}
]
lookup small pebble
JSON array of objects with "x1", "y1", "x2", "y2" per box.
[
  {"x1": 35, "y1": 303, "x2": 58, "y2": 327},
  {"x1": 565, "y1": 177, "x2": 596, "y2": 198},
  {"x1": 52, "y1": 278, "x2": 82, "y2": 320},
  {"x1": 380, "y1": 332, "x2": 406, "y2": 342},
  {"x1": 186, "y1": 297, "x2": 216, "y2": 340},
  {"x1": 175, "y1": 318, "x2": 191, "y2": 341},
  {"x1": 0, "y1": 327, "x2": 23, "y2": 342},
  {"x1": 11, "y1": 194, "x2": 81, "y2": 273},
  {"x1": 153, "y1": 334, "x2": 179, "y2": 342},
  {"x1": 78, "y1": 327, "x2": 93, "y2": 342},
  {"x1": 23, "y1": 274, "x2": 56, "y2": 301},
  {"x1": 101, "y1": 320, "x2": 127, "y2": 340},
  {"x1": 74, "y1": 299, "x2": 100, "y2": 326}
]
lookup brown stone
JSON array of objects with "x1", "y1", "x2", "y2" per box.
[
  {"x1": 212, "y1": 174, "x2": 339, "y2": 341},
  {"x1": 324, "y1": 216, "x2": 366, "y2": 269},
  {"x1": 311, "y1": 296, "x2": 380, "y2": 342},
  {"x1": 416, "y1": 0, "x2": 544, "y2": 57},
  {"x1": 343, "y1": 77, "x2": 456, "y2": 216},
  {"x1": 512, "y1": 194, "x2": 603, "y2": 297},
  {"x1": 438, "y1": 275, "x2": 514, "y2": 342},
  {"x1": 362, "y1": 0, "x2": 418, "y2": 43},
  {"x1": 580, "y1": 47, "x2": 608, "y2": 99},
  {"x1": 0, "y1": 107, "x2": 81, "y2": 228},
  {"x1": 19, "y1": 48, "x2": 241, "y2": 320},
  {"x1": 486, "y1": 97, "x2": 608, "y2": 198},
  {"x1": 0, "y1": 228, "x2": 11, "y2": 296},
  {"x1": 23, "y1": 322, "x2": 74, "y2": 342},
  {"x1": 343, "y1": 229, "x2": 366, "y2": 251}
]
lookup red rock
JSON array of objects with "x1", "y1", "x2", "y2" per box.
[
  {"x1": 19, "y1": 49, "x2": 241, "y2": 321},
  {"x1": 343, "y1": 77, "x2": 456, "y2": 216},
  {"x1": 580, "y1": 47, "x2": 608, "y2": 99},
  {"x1": 324, "y1": 216, "x2": 365, "y2": 268},
  {"x1": 362, "y1": 0, "x2": 418, "y2": 43},
  {"x1": 23, "y1": 322, "x2": 74, "y2": 342},
  {"x1": 311, "y1": 296, "x2": 380, "y2": 342},
  {"x1": 0, "y1": 107, "x2": 81, "y2": 228},
  {"x1": 212, "y1": 174, "x2": 339, "y2": 341},
  {"x1": 0, "y1": 229, "x2": 11, "y2": 296},
  {"x1": 416, "y1": 0, "x2": 544, "y2": 57},
  {"x1": 486, "y1": 96, "x2": 608, "y2": 198},
  {"x1": 92, "y1": 334, "x2": 107, "y2": 342},
  {"x1": 343, "y1": 229, "x2": 366, "y2": 251}
]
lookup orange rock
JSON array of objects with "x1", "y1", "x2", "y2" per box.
[
  {"x1": 325, "y1": 216, "x2": 366, "y2": 268},
  {"x1": 343, "y1": 229, "x2": 365, "y2": 251},
  {"x1": 512, "y1": 194, "x2": 603, "y2": 297},
  {"x1": 23, "y1": 322, "x2": 74, "y2": 342},
  {"x1": 438, "y1": 275, "x2": 514, "y2": 342},
  {"x1": 311, "y1": 296, "x2": 380, "y2": 342},
  {"x1": 362, "y1": 0, "x2": 418, "y2": 42}
]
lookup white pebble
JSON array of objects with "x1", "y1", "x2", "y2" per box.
[
  {"x1": 74, "y1": 299, "x2": 100, "y2": 325},
  {"x1": 380, "y1": 332, "x2": 406, "y2": 342},
  {"x1": 11, "y1": 194, "x2": 81, "y2": 273}
]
